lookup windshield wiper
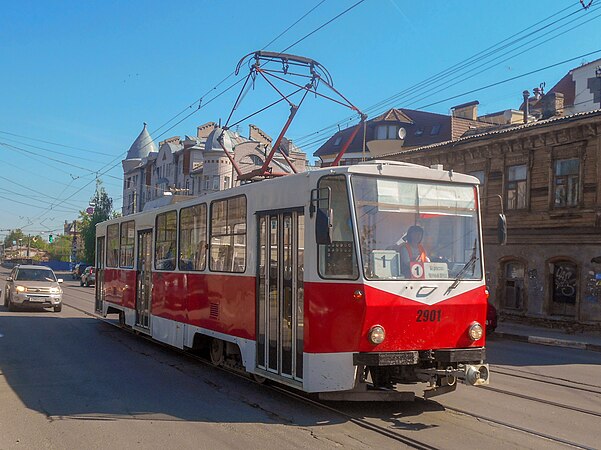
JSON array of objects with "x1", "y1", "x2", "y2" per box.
[{"x1": 445, "y1": 241, "x2": 478, "y2": 295}]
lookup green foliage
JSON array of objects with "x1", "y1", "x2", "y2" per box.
[
  {"x1": 47, "y1": 234, "x2": 74, "y2": 262},
  {"x1": 79, "y1": 181, "x2": 114, "y2": 264}
]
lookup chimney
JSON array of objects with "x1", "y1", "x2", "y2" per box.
[
  {"x1": 249, "y1": 124, "x2": 272, "y2": 146},
  {"x1": 522, "y1": 90, "x2": 530, "y2": 124},
  {"x1": 451, "y1": 101, "x2": 479, "y2": 120},
  {"x1": 541, "y1": 92, "x2": 564, "y2": 119}
]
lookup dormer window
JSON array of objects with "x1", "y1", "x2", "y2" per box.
[{"x1": 375, "y1": 124, "x2": 398, "y2": 140}]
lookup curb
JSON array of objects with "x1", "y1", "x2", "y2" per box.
[{"x1": 494, "y1": 331, "x2": 601, "y2": 353}]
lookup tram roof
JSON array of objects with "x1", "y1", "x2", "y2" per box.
[{"x1": 98, "y1": 161, "x2": 479, "y2": 228}]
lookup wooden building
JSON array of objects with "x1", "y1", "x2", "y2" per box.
[{"x1": 382, "y1": 108, "x2": 601, "y2": 325}]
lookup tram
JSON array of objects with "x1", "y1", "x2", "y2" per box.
[{"x1": 95, "y1": 160, "x2": 490, "y2": 400}]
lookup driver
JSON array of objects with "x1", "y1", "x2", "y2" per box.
[{"x1": 400, "y1": 225, "x2": 429, "y2": 277}]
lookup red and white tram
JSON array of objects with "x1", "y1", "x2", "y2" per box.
[{"x1": 95, "y1": 160, "x2": 490, "y2": 400}]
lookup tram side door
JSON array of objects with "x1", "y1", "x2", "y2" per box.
[
  {"x1": 95, "y1": 236, "x2": 105, "y2": 313},
  {"x1": 257, "y1": 211, "x2": 304, "y2": 381},
  {"x1": 136, "y1": 230, "x2": 153, "y2": 329}
]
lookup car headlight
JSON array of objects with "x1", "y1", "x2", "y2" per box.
[
  {"x1": 368, "y1": 325, "x2": 386, "y2": 345},
  {"x1": 468, "y1": 322, "x2": 484, "y2": 341},
  {"x1": 16, "y1": 286, "x2": 26, "y2": 293},
  {"x1": 50, "y1": 287, "x2": 61, "y2": 294}
]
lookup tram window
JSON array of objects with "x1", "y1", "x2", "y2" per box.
[
  {"x1": 106, "y1": 224, "x2": 120, "y2": 267},
  {"x1": 179, "y1": 204, "x2": 207, "y2": 271},
  {"x1": 155, "y1": 211, "x2": 177, "y2": 270},
  {"x1": 317, "y1": 175, "x2": 358, "y2": 279},
  {"x1": 119, "y1": 220, "x2": 135, "y2": 268},
  {"x1": 210, "y1": 195, "x2": 246, "y2": 273}
]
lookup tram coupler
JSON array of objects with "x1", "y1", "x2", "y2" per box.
[{"x1": 417, "y1": 363, "x2": 490, "y2": 390}]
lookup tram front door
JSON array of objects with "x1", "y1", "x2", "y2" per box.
[
  {"x1": 257, "y1": 211, "x2": 304, "y2": 381},
  {"x1": 95, "y1": 236, "x2": 105, "y2": 313},
  {"x1": 136, "y1": 230, "x2": 153, "y2": 329}
]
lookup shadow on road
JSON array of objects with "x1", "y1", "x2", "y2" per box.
[{"x1": 0, "y1": 308, "x2": 443, "y2": 429}]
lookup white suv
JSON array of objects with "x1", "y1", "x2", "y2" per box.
[{"x1": 3, "y1": 265, "x2": 63, "y2": 312}]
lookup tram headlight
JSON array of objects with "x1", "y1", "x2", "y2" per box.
[
  {"x1": 368, "y1": 325, "x2": 386, "y2": 345},
  {"x1": 468, "y1": 322, "x2": 484, "y2": 341},
  {"x1": 16, "y1": 286, "x2": 26, "y2": 293}
]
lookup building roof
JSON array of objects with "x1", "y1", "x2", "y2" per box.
[
  {"x1": 381, "y1": 108, "x2": 601, "y2": 158},
  {"x1": 126, "y1": 123, "x2": 157, "y2": 160},
  {"x1": 314, "y1": 108, "x2": 486, "y2": 158}
]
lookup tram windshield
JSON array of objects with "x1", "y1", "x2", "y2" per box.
[{"x1": 351, "y1": 175, "x2": 482, "y2": 281}]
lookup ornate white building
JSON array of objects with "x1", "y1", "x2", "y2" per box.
[{"x1": 122, "y1": 122, "x2": 307, "y2": 215}]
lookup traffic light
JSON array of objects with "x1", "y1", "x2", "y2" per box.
[{"x1": 48, "y1": 234, "x2": 54, "y2": 243}]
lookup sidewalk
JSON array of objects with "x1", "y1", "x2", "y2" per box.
[{"x1": 494, "y1": 321, "x2": 601, "y2": 353}]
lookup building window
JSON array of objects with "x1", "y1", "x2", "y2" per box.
[
  {"x1": 554, "y1": 158, "x2": 579, "y2": 207},
  {"x1": 333, "y1": 136, "x2": 342, "y2": 146},
  {"x1": 179, "y1": 204, "x2": 207, "y2": 271},
  {"x1": 210, "y1": 196, "x2": 246, "y2": 273},
  {"x1": 224, "y1": 176, "x2": 230, "y2": 189},
  {"x1": 502, "y1": 260, "x2": 525, "y2": 310},
  {"x1": 155, "y1": 211, "x2": 177, "y2": 270},
  {"x1": 430, "y1": 124, "x2": 441, "y2": 135},
  {"x1": 507, "y1": 164, "x2": 527, "y2": 210},
  {"x1": 375, "y1": 125, "x2": 397, "y2": 140},
  {"x1": 203, "y1": 176, "x2": 210, "y2": 190},
  {"x1": 119, "y1": 220, "x2": 135, "y2": 268},
  {"x1": 414, "y1": 127, "x2": 424, "y2": 136},
  {"x1": 212, "y1": 175, "x2": 220, "y2": 191}
]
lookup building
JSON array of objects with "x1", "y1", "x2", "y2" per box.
[
  {"x1": 540, "y1": 58, "x2": 601, "y2": 116},
  {"x1": 381, "y1": 104, "x2": 601, "y2": 325},
  {"x1": 313, "y1": 105, "x2": 491, "y2": 166},
  {"x1": 122, "y1": 122, "x2": 307, "y2": 215}
]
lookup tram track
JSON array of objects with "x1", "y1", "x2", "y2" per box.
[
  {"x1": 61, "y1": 297, "x2": 597, "y2": 450},
  {"x1": 60, "y1": 299, "x2": 439, "y2": 450},
  {"x1": 491, "y1": 364, "x2": 601, "y2": 393},
  {"x1": 477, "y1": 384, "x2": 601, "y2": 418}
]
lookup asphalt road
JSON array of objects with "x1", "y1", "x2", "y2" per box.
[{"x1": 1, "y1": 269, "x2": 600, "y2": 449}]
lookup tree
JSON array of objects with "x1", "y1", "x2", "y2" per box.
[
  {"x1": 79, "y1": 180, "x2": 116, "y2": 264},
  {"x1": 47, "y1": 234, "x2": 73, "y2": 262}
]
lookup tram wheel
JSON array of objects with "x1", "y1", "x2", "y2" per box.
[{"x1": 209, "y1": 338, "x2": 224, "y2": 366}]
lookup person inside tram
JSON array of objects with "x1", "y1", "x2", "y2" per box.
[{"x1": 399, "y1": 225, "x2": 430, "y2": 277}]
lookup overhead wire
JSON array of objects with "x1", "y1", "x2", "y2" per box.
[
  {"x1": 292, "y1": 1, "x2": 597, "y2": 148},
  {"x1": 22, "y1": 1, "x2": 339, "y2": 226},
  {"x1": 41, "y1": 0, "x2": 366, "y2": 220},
  {"x1": 298, "y1": 47, "x2": 601, "y2": 154}
]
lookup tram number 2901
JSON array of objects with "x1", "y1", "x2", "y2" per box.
[{"x1": 416, "y1": 309, "x2": 442, "y2": 322}]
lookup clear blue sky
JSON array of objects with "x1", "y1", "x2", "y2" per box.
[{"x1": 1, "y1": 0, "x2": 600, "y2": 238}]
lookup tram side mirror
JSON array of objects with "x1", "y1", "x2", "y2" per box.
[
  {"x1": 316, "y1": 207, "x2": 333, "y2": 245},
  {"x1": 497, "y1": 213, "x2": 507, "y2": 246}
]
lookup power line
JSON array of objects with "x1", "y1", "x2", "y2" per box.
[
  {"x1": 301, "y1": 47, "x2": 601, "y2": 155},
  {"x1": 36, "y1": 0, "x2": 366, "y2": 221},
  {"x1": 292, "y1": 1, "x2": 595, "y2": 146},
  {"x1": 0, "y1": 129, "x2": 117, "y2": 157}
]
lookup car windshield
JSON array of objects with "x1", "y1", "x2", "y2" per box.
[
  {"x1": 351, "y1": 175, "x2": 482, "y2": 281},
  {"x1": 15, "y1": 268, "x2": 57, "y2": 282}
]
